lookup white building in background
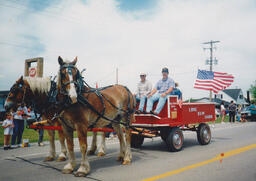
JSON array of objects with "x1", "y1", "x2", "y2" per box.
[{"x1": 214, "y1": 88, "x2": 248, "y2": 105}]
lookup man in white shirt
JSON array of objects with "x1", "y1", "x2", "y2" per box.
[
  {"x1": 135, "y1": 73, "x2": 152, "y2": 114},
  {"x1": 11, "y1": 103, "x2": 28, "y2": 147}
]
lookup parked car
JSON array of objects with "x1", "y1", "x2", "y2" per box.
[{"x1": 240, "y1": 106, "x2": 256, "y2": 122}]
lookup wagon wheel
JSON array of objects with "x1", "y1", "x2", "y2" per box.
[
  {"x1": 160, "y1": 127, "x2": 171, "y2": 142},
  {"x1": 166, "y1": 127, "x2": 184, "y2": 152},
  {"x1": 197, "y1": 123, "x2": 211, "y2": 145},
  {"x1": 131, "y1": 134, "x2": 144, "y2": 148}
]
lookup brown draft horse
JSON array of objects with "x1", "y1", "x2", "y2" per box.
[
  {"x1": 4, "y1": 76, "x2": 111, "y2": 161},
  {"x1": 4, "y1": 76, "x2": 68, "y2": 161},
  {"x1": 57, "y1": 56, "x2": 135, "y2": 176}
]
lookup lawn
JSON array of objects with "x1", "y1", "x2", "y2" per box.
[{"x1": 0, "y1": 116, "x2": 232, "y2": 146}]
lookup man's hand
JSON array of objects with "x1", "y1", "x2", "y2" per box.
[{"x1": 161, "y1": 93, "x2": 166, "y2": 97}]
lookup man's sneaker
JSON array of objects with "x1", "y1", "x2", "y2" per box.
[
  {"x1": 3, "y1": 146, "x2": 8, "y2": 150},
  {"x1": 11, "y1": 145, "x2": 17, "y2": 148},
  {"x1": 38, "y1": 143, "x2": 44, "y2": 146},
  {"x1": 18, "y1": 144, "x2": 22, "y2": 147}
]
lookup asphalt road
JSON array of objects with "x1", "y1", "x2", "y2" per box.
[{"x1": 0, "y1": 122, "x2": 256, "y2": 181}]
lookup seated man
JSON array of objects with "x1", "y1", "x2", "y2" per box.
[
  {"x1": 135, "y1": 73, "x2": 152, "y2": 114},
  {"x1": 146, "y1": 67, "x2": 175, "y2": 115}
]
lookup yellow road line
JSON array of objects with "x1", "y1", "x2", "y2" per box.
[{"x1": 142, "y1": 144, "x2": 256, "y2": 181}]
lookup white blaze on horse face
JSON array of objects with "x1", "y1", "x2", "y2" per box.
[
  {"x1": 67, "y1": 69, "x2": 77, "y2": 104},
  {"x1": 4, "y1": 97, "x2": 13, "y2": 110}
]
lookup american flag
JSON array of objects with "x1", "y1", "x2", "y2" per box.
[{"x1": 194, "y1": 69, "x2": 234, "y2": 93}]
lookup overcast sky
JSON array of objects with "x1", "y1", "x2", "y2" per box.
[{"x1": 0, "y1": 0, "x2": 255, "y2": 100}]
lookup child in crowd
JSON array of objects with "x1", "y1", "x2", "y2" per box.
[{"x1": 2, "y1": 112, "x2": 14, "y2": 150}]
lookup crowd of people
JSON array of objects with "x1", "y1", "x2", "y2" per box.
[
  {"x1": 220, "y1": 100, "x2": 256, "y2": 124},
  {"x1": 2, "y1": 103, "x2": 44, "y2": 150}
]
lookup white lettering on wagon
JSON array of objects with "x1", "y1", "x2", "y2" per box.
[
  {"x1": 189, "y1": 108, "x2": 197, "y2": 112},
  {"x1": 198, "y1": 112, "x2": 205, "y2": 116},
  {"x1": 205, "y1": 115, "x2": 213, "y2": 119}
]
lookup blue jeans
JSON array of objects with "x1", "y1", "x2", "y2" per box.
[
  {"x1": 38, "y1": 129, "x2": 44, "y2": 144},
  {"x1": 11, "y1": 119, "x2": 24, "y2": 145},
  {"x1": 135, "y1": 95, "x2": 147, "y2": 112},
  {"x1": 146, "y1": 93, "x2": 168, "y2": 114}
]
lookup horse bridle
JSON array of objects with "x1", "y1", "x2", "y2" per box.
[
  {"x1": 9, "y1": 82, "x2": 27, "y2": 105},
  {"x1": 59, "y1": 64, "x2": 83, "y2": 96}
]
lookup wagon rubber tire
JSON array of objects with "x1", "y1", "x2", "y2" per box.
[
  {"x1": 131, "y1": 134, "x2": 144, "y2": 148},
  {"x1": 166, "y1": 127, "x2": 184, "y2": 152},
  {"x1": 160, "y1": 127, "x2": 171, "y2": 142},
  {"x1": 197, "y1": 123, "x2": 211, "y2": 145}
]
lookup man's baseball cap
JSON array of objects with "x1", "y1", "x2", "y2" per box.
[
  {"x1": 162, "y1": 67, "x2": 169, "y2": 74},
  {"x1": 140, "y1": 73, "x2": 146, "y2": 76}
]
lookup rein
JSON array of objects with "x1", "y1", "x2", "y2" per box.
[{"x1": 58, "y1": 64, "x2": 136, "y2": 128}]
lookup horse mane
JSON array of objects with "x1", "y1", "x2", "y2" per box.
[{"x1": 24, "y1": 77, "x2": 51, "y2": 94}]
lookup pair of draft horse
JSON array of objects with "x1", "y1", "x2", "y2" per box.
[{"x1": 4, "y1": 57, "x2": 136, "y2": 177}]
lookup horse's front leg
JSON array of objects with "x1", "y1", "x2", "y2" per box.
[
  {"x1": 44, "y1": 129, "x2": 56, "y2": 161},
  {"x1": 97, "y1": 132, "x2": 106, "y2": 157},
  {"x1": 123, "y1": 126, "x2": 132, "y2": 165},
  {"x1": 74, "y1": 124, "x2": 90, "y2": 177},
  {"x1": 62, "y1": 126, "x2": 76, "y2": 174},
  {"x1": 56, "y1": 126, "x2": 67, "y2": 161},
  {"x1": 122, "y1": 114, "x2": 134, "y2": 165},
  {"x1": 88, "y1": 131, "x2": 97, "y2": 155},
  {"x1": 112, "y1": 124, "x2": 125, "y2": 162}
]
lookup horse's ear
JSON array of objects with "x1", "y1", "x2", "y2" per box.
[
  {"x1": 58, "y1": 56, "x2": 64, "y2": 66},
  {"x1": 17, "y1": 76, "x2": 23, "y2": 83},
  {"x1": 71, "y1": 56, "x2": 77, "y2": 65}
]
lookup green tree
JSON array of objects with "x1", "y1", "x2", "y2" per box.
[{"x1": 249, "y1": 80, "x2": 256, "y2": 103}]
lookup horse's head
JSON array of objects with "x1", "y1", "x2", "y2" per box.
[
  {"x1": 58, "y1": 56, "x2": 82, "y2": 104},
  {"x1": 4, "y1": 76, "x2": 30, "y2": 111}
]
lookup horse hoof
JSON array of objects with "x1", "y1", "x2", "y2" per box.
[
  {"x1": 122, "y1": 160, "x2": 131, "y2": 165},
  {"x1": 116, "y1": 156, "x2": 124, "y2": 162},
  {"x1": 97, "y1": 152, "x2": 105, "y2": 157},
  {"x1": 62, "y1": 169, "x2": 73, "y2": 174},
  {"x1": 56, "y1": 156, "x2": 66, "y2": 162},
  {"x1": 44, "y1": 156, "x2": 55, "y2": 162},
  {"x1": 74, "y1": 171, "x2": 87, "y2": 177},
  {"x1": 87, "y1": 150, "x2": 95, "y2": 155}
]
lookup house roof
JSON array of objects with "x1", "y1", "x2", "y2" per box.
[
  {"x1": 0, "y1": 91, "x2": 9, "y2": 97},
  {"x1": 222, "y1": 89, "x2": 241, "y2": 101},
  {"x1": 186, "y1": 97, "x2": 230, "y2": 105}
]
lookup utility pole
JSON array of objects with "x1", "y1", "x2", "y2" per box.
[
  {"x1": 116, "y1": 68, "x2": 118, "y2": 85},
  {"x1": 203, "y1": 40, "x2": 220, "y2": 102}
]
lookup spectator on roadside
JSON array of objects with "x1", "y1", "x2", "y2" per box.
[
  {"x1": 220, "y1": 101, "x2": 226, "y2": 124},
  {"x1": 28, "y1": 107, "x2": 44, "y2": 146},
  {"x1": 228, "y1": 101, "x2": 236, "y2": 123},
  {"x1": 2, "y1": 112, "x2": 14, "y2": 150},
  {"x1": 248, "y1": 103, "x2": 256, "y2": 121},
  {"x1": 11, "y1": 103, "x2": 28, "y2": 148},
  {"x1": 135, "y1": 73, "x2": 152, "y2": 114}
]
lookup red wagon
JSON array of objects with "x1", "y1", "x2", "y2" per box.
[{"x1": 131, "y1": 96, "x2": 215, "y2": 152}]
